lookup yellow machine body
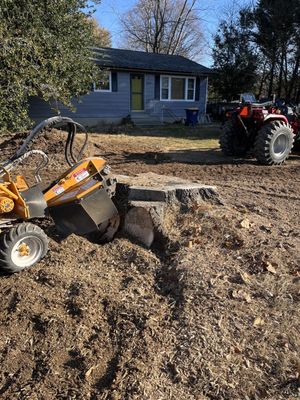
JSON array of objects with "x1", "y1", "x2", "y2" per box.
[
  {"x1": 0, "y1": 157, "x2": 118, "y2": 237},
  {"x1": 44, "y1": 157, "x2": 107, "y2": 206},
  {"x1": 0, "y1": 170, "x2": 30, "y2": 219},
  {"x1": 44, "y1": 157, "x2": 118, "y2": 236}
]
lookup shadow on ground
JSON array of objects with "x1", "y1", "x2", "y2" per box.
[{"x1": 116, "y1": 148, "x2": 300, "y2": 166}]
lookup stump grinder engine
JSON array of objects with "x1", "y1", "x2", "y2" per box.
[
  {"x1": 0, "y1": 116, "x2": 119, "y2": 273},
  {"x1": 219, "y1": 94, "x2": 300, "y2": 165}
]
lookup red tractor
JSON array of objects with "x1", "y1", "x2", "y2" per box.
[{"x1": 219, "y1": 95, "x2": 300, "y2": 165}]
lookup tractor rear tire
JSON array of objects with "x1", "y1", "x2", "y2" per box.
[
  {"x1": 219, "y1": 121, "x2": 250, "y2": 156},
  {"x1": 254, "y1": 121, "x2": 294, "y2": 165},
  {"x1": 0, "y1": 223, "x2": 48, "y2": 273}
]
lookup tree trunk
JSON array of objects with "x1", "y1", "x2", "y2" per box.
[
  {"x1": 257, "y1": 61, "x2": 268, "y2": 98},
  {"x1": 287, "y1": 53, "x2": 300, "y2": 100},
  {"x1": 277, "y1": 49, "x2": 284, "y2": 98},
  {"x1": 268, "y1": 57, "x2": 276, "y2": 98}
]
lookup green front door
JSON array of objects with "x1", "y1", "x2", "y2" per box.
[{"x1": 131, "y1": 74, "x2": 144, "y2": 111}]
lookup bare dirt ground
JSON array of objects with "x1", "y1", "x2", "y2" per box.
[{"x1": 0, "y1": 126, "x2": 299, "y2": 400}]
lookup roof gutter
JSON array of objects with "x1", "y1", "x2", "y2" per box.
[{"x1": 91, "y1": 62, "x2": 214, "y2": 77}]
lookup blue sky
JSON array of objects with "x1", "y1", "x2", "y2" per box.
[{"x1": 90, "y1": 0, "x2": 249, "y2": 67}]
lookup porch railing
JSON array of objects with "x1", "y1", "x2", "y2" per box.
[{"x1": 161, "y1": 106, "x2": 182, "y2": 124}]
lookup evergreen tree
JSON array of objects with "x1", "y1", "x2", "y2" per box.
[
  {"x1": 212, "y1": 9, "x2": 258, "y2": 101},
  {"x1": 254, "y1": 0, "x2": 299, "y2": 98},
  {"x1": 0, "y1": 0, "x2": 101, "y2": 131}
]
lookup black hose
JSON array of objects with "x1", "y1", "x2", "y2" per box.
[
  {"x1": 65, "y1": 123, "x2": 75, "y2": 166},
  {"x1": 74, "y1": 129, "x2": 88, "y2": 162},
  {"x1": 3, "y1": 116, "x2": 87, "y2": 169},
  {"x1": 65, "y1": 121, "x2": 88, "y2": 166},
  {"x1": 69, "y1": 123, "x2": 78, "y2": 165}
]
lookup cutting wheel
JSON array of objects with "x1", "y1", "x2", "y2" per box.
[{"x1": 88, "y1": 214, "x2": 120, "y2": 244}]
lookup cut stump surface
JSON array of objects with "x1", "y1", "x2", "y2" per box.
[{"x1": 115, "y1": 173, "x2": 221, "y2": 247}]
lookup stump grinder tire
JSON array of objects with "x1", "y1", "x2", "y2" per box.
[
  {"x1": 0, "y1": 223, "x2": 48, "y2": 273},
  {"x1": 254, "y1": 121, "x2": 294, "y2": 165},
  {"x1": 219, "y1": 121, "x2": 250, "y2": 156}
]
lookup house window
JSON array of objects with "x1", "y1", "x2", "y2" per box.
[
  {"x1": 172, "y1": 77, "x2": 185, "y2": 99},
  {"x1": 187, "y1": 78, "x2": 195, "y2": 100},
  {"x1": 160, "y1": 75, "x2": 196, "y2": 101},
  {"x1": 161, "y1": 76, "x2": 169, "y2": 100},
  {"x1": 93, "y1": 70, "x2": 111, "y2": 92}
]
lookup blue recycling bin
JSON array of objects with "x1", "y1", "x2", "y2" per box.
[{"x1": 185, "y1": 108, "x2": 199, "y2": 126}]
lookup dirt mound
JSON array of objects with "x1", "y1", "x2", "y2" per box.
[{"x1": 0, "y1": 130, "x2": 299, "y2": 399}]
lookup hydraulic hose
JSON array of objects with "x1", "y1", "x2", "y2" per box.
[
  {"x1": 2, "y1": 116, "x2": 88, "y2": 169},
  {"x1": 64, "y1": 121, "x2": 88, "y2": 166}
]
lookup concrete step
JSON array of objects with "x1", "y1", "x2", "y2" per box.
[
  {"x1": 132, "y1": 119, "x2": 162, "y2": 126},
  {"x1": 131, "y1": 112, "x2": 162, "y2": 126},
  {"x1": 131, "y1": 112, "x2": 150, "y2": 117}
]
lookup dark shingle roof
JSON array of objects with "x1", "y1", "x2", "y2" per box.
[{"x1": 92, "y1": 47, "x2": 213, "y2": 76}]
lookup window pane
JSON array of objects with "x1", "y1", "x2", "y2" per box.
[
  {"x1": 188, "y1": 79, "x2": 195, "y2": 90},
  {"x1": 161, "y1": 77, "x2": 169, "y2": 99},
  {"x1": 161, "y1": 88, "x2": 169, "y2": 99},
  {"x1": 162, "y1": 77, "x2": 169, "y2": 89},
  {"x1": 95, "y1": 70, "x2": 110, "y2": 91},
  {"x1": 187, "y1": 89, "x2": 194, "y2": 100},
  {"x1": 187, "y1": 79, "x2": 195, "y2": 100},
  {"x1": 171, "y1": 78, "x2": 185, "y2": 100}
]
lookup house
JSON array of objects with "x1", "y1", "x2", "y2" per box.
[{"x1": 29, "y1": 47, "x2": 214, "y2": 127}]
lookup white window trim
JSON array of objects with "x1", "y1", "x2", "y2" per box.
[
  {"x1": 160, "y1": 75, "x2": 196, "y2": 102},
  {"x1": 93, "y1": 71, "x2": 112, "y2": 92}
]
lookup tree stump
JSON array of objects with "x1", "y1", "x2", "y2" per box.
[{"x1": 115, "y1": 173, "x2": 221, "y2": 248}]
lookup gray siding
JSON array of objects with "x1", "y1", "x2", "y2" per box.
[
  {"x1": 29, "y1": 71, "x2": 209, "y2": 126},
  {"x1": 29, "y1": 72, "x2": 131, "y2": 126},
  {"x1": 144, "y1": 74, "x2": 155, "y2": 110},
  {"x1": 199, "y1": 77, "x2": 208, "y2": 114}
]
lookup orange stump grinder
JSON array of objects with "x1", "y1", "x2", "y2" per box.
[{"x1": 0, "y1": 117, "x2": 119, "y2": 273}]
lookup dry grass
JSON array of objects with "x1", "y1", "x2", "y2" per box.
[{"x1": 89, "y1": 123, "x2": 221, "y2": 152}]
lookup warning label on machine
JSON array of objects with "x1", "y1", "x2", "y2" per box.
[
  {"x1": 53, "y1": 186, "x2": 65, "y2": 195},
  {"x1": 73, "y1": 168, "x2": 89, "y2": 182}
]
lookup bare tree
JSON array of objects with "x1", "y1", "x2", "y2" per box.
[{"x1": 120, "y1": 0, "x2": 204, "y2": 60}]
